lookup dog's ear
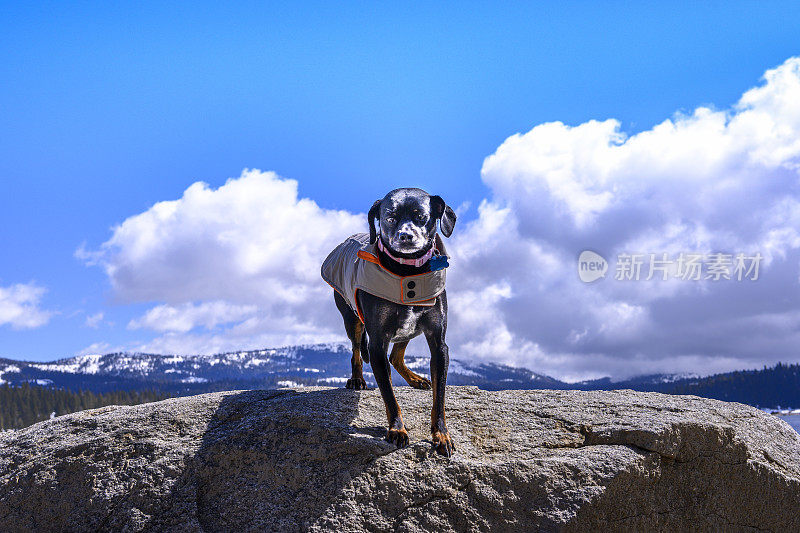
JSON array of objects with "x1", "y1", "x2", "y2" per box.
[
  {"x1": 368, "y1": 199, "x2": 382, "y2": 244},
  {"x1": 430, "y1": 195, "x2": 456, "y2": 238}
]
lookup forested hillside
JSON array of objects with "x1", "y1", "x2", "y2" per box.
[
  {"x1": 0, "y1": 383, "x2": 169, "y2": 430},
  {"x1": 3, "y1": 360, "x2": 800, "y2": 431},
  {"x1": 668, "y1": 362, "x2": 800, "y2": 408}
]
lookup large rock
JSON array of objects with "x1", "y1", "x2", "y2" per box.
[{"x1": 1, "y1": 387, "x2": 799, "y2": 532}]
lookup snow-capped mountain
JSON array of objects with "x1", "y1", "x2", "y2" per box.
[
  {"x1": 0, "y1": 344, "x2": 563, "y2": 394},
  {"x1": 4, "y1": 346, "x2": 800, "y2": 409},
  {"x1": 575, "y1": 372, "x2": 703, "y2": 389}
]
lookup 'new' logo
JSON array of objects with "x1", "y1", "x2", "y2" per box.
[{"x1": 578, "y1": 250, "x2": 607, "y2": 283}]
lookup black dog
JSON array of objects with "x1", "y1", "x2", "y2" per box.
[{"x1": 330, "y1": 188, "x2": 457, "y2": 456}]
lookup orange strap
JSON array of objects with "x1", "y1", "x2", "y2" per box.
[{"x1": 357, "y1": 250, "x2": 381, "y2": 265}]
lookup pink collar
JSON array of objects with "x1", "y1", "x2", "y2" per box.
[{"x1": 377, "y1": 238, "x2": 434, "y2": 267}]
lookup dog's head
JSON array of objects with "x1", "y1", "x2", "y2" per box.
[{"x1": 368, "y1": 188, "x2": 456, "y2": 257}]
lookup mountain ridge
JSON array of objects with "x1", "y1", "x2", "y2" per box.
[
  {"x1": 0, "y1": 343, "x2": 562, "y2": 395},
  {"x1": 2, "y1": 344, "x2": 800, "y2": 408}
]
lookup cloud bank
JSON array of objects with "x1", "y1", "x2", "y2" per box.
[
  {"x1": 88, "y1": 169, "x2": 363, "y2": 354},
  {"x1": 84, "y1": 57, "x2": 800, "y2": 380},
  {"x1": 0, "y1": 283, "x2": 53, "y2": 329},
  {"x1": 448, "y1": 56, "x2": 800, "y2": 379}
]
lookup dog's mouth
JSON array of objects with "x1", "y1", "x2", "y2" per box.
[
  {"x1": 387, "y1": 236, "x2": 428, "y2": 256},
  {"x1": 389, "y1": 241, "x2": 425, "y2": 254}
]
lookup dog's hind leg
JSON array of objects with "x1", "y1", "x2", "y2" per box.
[
  {"x1": 389, "y1": 341, "x2": 432, "y2": 390},
  {"x1": 333, "y1": 291, "x2": 368, "y2": 390},
  {"x1": 346, "y1": 320, "x2": 368, "y2": 390}
]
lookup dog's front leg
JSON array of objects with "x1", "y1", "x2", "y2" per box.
[
  {"x1": 368, "y1": 336, "x2": 409, "y2": 448},
  {"x1": 425, "y1": 322, "x2": 455, "y2": 457}
]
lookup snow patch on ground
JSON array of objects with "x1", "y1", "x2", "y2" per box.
[
  {"x1": 404, "y1": 357, "x2": 479, "y2": 377},
  {"x1": 656, "y1": 373, "x2": 701, "y2": 383},
  {"x1": 31, "y1": 354, "x2": 104, "y2": 374},
  {"x1": 448, "y1": 359, "x2": 479, "y2": 377},
  {"x1": 770, "y1": 408, "x2": 800, "y2": 415},
  {"x1": 317, "y1": 377, "x2": 349, "y2": 384},
  {"x1": 244, "y1": 358, "x2": 271, "y2": 367},
  {"x1": 180, "y1": 376, "x2": 208, "y2": 383},
  {"x1": 0, "y1": 365, "x2": 21, "y2": 384},
  {"x1": 405, "y1": 358, "x2": 427, "y2": 370}
]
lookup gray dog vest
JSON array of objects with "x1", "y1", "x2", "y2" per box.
[{"x1": 321, "y1": 233, "x2": 447, "y2": 324}]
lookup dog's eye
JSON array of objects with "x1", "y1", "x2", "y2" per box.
[{"x1": 385, "y1": 217, "x2": 395, "y2": 224}]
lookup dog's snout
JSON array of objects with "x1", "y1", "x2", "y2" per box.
[{"x1": 398, "y1": 232, "x2": 413, "y2": 243}]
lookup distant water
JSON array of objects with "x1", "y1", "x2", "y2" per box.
[{"x1": 778, "y1": 414, "x2": 800, "y2": 434}]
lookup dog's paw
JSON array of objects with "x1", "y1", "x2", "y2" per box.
[
  {"x1": 345, "y1": 377, "x2": 368, "y2": 390},
  {"x1": 407, "y1": 374, "x2": 432, "y2": 390},
  {"x1": 432, "y1": 430, "x2": 455, "y2": 457},
  {"x1": 385, "y1": 427, "x2": 409, "y2": 448}
]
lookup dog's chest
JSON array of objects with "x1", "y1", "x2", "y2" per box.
[{"x1": 390, "y1": 307, "x2": 422, "y2": 342}]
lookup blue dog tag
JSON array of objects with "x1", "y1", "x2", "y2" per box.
[{"x1": 429, "y1": 255, "x2": 449, "y2": 271}]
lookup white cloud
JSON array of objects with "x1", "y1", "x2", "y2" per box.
[
  {"x1": 128, "y1": 301, "x2": 257, "y2": 333},
  {"x1": 445, "y1": 56, "x2": 800, "y2": 379},
  {"x1": 77, "y1": 341, "x2": 126, "y2": 356},
  {"x1": 0, "y1": 283, "x2": 53, "y2": 329},
  {"x1": 96, "y1": 169, "x2": 362, "y2": 305},
  {"x1": 85, "y1": 312, "x2": 104, "y2": 329},
  {"x1": 82, "y1": 57, "x2": 800, "y2": 380},
  {"x1": 84, "y1": 169, "x2": 363, "y2": 348}
]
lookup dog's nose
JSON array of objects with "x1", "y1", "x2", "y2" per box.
[{"x1": 398, "y1": 232, "x2": 413, "y2": 243}]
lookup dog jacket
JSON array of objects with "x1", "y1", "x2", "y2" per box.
[{"x1": 321, "y1": 233, "x2": 447, "y2": 324}]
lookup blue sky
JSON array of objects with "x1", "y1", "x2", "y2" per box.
[{"x1": 2, "y1": 2, "x2": 800, "y2": 378}]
